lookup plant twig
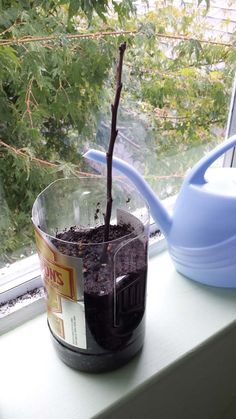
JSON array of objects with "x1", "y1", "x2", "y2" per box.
[
  {"x1": 0, "y1": 30, "x2": 233, "y2": 48},
  {"x1": 0, "y1": 138, "x2": 102, "y2": 177},
  {"x1": 103, "y1": 41, "x2": 126, "y2": 243}
]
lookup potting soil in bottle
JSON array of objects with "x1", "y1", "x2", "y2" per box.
[{"x1": 36, "y1": 211, "x2": 148, "y2": 373}]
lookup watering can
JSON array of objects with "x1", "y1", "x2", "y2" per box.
[{"x1": 84, "y1": 134, "x2": 236, "y2": 288}]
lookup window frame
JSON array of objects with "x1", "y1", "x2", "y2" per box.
[{"x1": 224, "y1": 76, "x2": 236, "y2": 166}]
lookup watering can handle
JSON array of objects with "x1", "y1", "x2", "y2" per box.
[{"x1": 187, "y1": 134, "x2": 236, "y2": 185}]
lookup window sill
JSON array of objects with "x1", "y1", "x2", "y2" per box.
[{"x1": 1, "y1": 250, "x2": 236, "y2": 419}]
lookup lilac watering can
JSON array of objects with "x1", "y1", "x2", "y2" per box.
[{"x1": 84, "y1": 135, "x2": 236, "y2": 288}]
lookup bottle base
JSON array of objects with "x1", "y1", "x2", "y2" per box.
[{"x1": 49, "y1": 327, "x2": 144, "y2": 373}]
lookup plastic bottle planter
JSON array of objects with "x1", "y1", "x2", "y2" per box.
[{"x1": 32, "y1": 178, "x2": 149, "y2": 373}]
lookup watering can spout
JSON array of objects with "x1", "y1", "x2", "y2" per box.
[{"x1": 84, "y1": 149, "x2": 172, "y2": 237}]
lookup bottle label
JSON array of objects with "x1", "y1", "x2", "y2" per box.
[{"x1": 34, "y1": 227, "x2": 87, "y2": 349}]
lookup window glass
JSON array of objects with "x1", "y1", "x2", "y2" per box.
[{"x1": 0, "y1": 0, "x2": 235, "y2": 268}]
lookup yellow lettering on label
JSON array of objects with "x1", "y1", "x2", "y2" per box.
[{"x1": 41, "y1": 257, "x2": 77, "y2": 300}]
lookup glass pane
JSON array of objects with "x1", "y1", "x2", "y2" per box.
[{"x1": 0, "y1": 0, "x2": 234, "y2": 267}]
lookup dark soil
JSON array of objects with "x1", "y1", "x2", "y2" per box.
[
  {"x1": 53, "y1": 223, "x2": 148, "y2": 352},
  {"x1": 56, "y1": 224, "x2": 132, "y2": 245}
]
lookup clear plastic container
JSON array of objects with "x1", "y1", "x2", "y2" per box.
[{"x1": 32, "y1": 177, "x2": 149, "y2": 372}]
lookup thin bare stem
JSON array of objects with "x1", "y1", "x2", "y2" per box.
[{"x1": 103, "y1": 42, "x2": 126, "y2": 243}]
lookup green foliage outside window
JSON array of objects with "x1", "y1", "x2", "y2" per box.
[{"x1": 0, "y1": 0, "x2": 235, "y2": 264}]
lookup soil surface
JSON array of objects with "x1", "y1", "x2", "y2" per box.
[{"x1": 56, "y1": 224, "x2": 132, "y2": 245}]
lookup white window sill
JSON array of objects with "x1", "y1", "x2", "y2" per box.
[{"x1": 1, "y1": 249, "x2": 236, "y2": 419}]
